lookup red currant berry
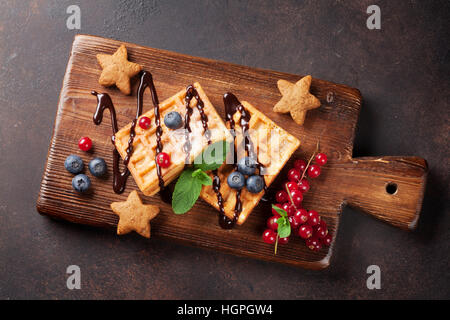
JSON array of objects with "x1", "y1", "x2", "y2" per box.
[
  {"x1": 271, "y1": 203, "x2": 283, "y2": 216},
  {"x1": 322, "y1": 234, "x2": 333, "y2": 246},
  {"x1": 297, "y1": 179, "x2": 310, "y2": 193},
  {"x1": 298, "y1": 224, "x2": 313, "y2": 239},
  {"x1": 294, "y1": 208, "x2": 308, "y2": 224},
  {"x1": 287, "y1": 168, "x2": 301, "y2": 182},
  {"x1": 275, "y1": 190, "x2": 289, "y2": 203},
  {"x1": 138, "y1": 116, "x2": 151, "y2": 130},
  {"x1": 78, "y1": 137, "x2": 92, "y2": 152},
  {"x1": 290, "y1": 190, "x2": 303, "y2": 207},
  {"x1": 315, "y1": 153, "x2": 328, "y2": 166},
  {"x1": 294, "y1": 159, "x2": 307, "y2": 172},
  {"x1": 314, "y1": 225, "x2": 328, "y2": 239},
  {"x1": 282, "y1": 203, "x2": 296, "y2": 216},
  {"x1": 267, "y1": 216, "x2": 279, "y2": 231},
  {"x1": 156, "y1": 152, "x2": 171, "y2": 168},
  {"x1": 318, "y1": 219, "x2": 327, "y2": 230},
  {"x1": 307, "y1": 164, "x2": 321, "y2": 178},
  {"x1": 262, "y1": 229, "x2": 277, "y2": 244},
  {"x1": 278, "y1": 236, "x2": 289, "y2": 245},
  {"x1": 307, "y1": 210, "x2": 321, "y2": 226},
  {"x1": 288, "y1": 204, "x2": 297, "y2": 216},
  {"x1": 284, "y1": 181, "x2": 298, "y2": 192},
  {"x1": 288, "y1": 215, "x2": 301, "y2": 229},
  {"x1": 305, "y1": 237, "x2": 322, "y2": 251}
]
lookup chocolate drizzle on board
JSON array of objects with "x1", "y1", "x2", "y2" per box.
[
  {"x1": 219, "y1": 92, "x2": 266, "y2": 229},
  {"x1": 92, "y1": 71, "x2": 166, "y2": 197}
]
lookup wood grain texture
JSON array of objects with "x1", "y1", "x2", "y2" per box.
[{"x1": 36, "y1": 35, "x2": 427, "y2": 269}]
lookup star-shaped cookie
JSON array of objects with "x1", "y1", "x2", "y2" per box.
[
  {"x1": 97, "y1": 45, "x2": 142, "y2": 95},
  {"x1": 110, "y1": 190, "x2": 160, "y2": 238},
  {"x1": 273, "y1": 75, "x2": 321, "y2": 125}
]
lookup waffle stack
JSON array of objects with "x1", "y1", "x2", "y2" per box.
[
  {"x1": 114, "y1": 83, "x2": 232, "y2": 196},
  {"x1": 200, "y1": 100, "x2": 301, "y2": 225}
]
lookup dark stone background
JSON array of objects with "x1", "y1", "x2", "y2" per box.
[{"x1": 0, "y1": 0, "x2": 448, "y2": 299}]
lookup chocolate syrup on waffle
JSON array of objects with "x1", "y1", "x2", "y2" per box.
[
  {"x1": 183, "y1": 85, "x2": 211, "y2": 161},
  {"x1": 92, "y1": 71, "x2": 167, "y2": 197},
  {"x1": 136, "y1": 71, "x2": 165, "y2": 193},
  {"x1": 183, "y1": 85, "x2": 227, "y2": 222},
  {"x1": 212, "y1": 169, "x2": 225, "y2": 216},
  {"x1": 219, "y1": 93, "x2": 266, "y2": 229}
]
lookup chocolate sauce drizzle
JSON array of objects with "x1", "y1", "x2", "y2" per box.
[
  {"x1": 136, "y1": 72, "x2": 164, "y2": 191},
  {"x1": 182, "y1": 85, "x2": 227, "y2": 226},
  {"x1": 92, "y1": 91, "x2": 130, "y2": 194},
  {"x1": 92, "y1": 76, "x2": 264, "y2": 228},
  {"x1": 212, "y1": 169, "x2": 225, "y2": 216},
  {"x1": 183, "y1": 85, "x2": 211, "y2": 162},
  {"x1": 92, "y1": 71, "x2": 164, "y2": 196},
  {"x1": 218, "y1": 93, "x2": 266, "y2": 229}
]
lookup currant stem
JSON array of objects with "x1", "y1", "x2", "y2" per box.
[
  {"x1": 274, "y1": 234, "x2": 279, "y2": 255},
  {"x1": 285, "y1": 184, "x2": 298, "y2": 211},
  {"x1": 299, "y1": 140, "x2": 320, "y2": 182}
]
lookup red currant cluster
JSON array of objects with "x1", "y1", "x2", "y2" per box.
[{"x1": 262, "y1": 152, "x2": 332, "y2": 252}]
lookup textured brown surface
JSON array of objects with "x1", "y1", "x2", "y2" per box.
[{"x1": 0, "y1": 0, "x2": 449, "y2": 299}]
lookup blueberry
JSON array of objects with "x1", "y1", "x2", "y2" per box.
[
  {"x1": 246, "y1": 175, "x2": 265, "y2": 194},
  {"x1": 237, "y1": 156, "x2": 257, "y2": 175},
  {"x1": 64, "y1": 155, "x2": 84, "y2": 174},
  {"x1": 72, "y1": 174, "x2": 91, "y2": 193},
  {"x1": 89, "y1": 157, "x2": 107, "y2": 177},
  {"x1": 164, "y1": 111, "x2": 183, "y2": 129},
  {"x1": 227, "y1": 171, "x2": 245, "y2": 190}
]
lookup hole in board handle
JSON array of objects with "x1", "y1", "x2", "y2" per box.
[{"x1": 385, "y1": 182, "x2": 398, "y2": 195}]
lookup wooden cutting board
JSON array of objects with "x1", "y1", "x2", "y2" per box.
[{"x1": 36, "y1": 35, "x2": 428, "y2": 269}]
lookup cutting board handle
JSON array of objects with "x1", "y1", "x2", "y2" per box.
[{"x1": 341, "y1": 156, "x2": 427, "y2": 230}]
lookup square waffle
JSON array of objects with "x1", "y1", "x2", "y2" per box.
[
  {"x1": 114, "y1": 82, "x2": 231, "y2": 196},
  {"x1": 200, "y1": 100, "x2": 301, "y2": 225}
]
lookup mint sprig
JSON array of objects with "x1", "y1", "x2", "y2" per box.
[
  {"x1": 192, "y1": 168, "x2": 212, "y2": 185},
  {"x1": 172, "y1": 169, "x2": 204, "y2": 214},
  {"x1": 272, "y1": 204, "x2": 291, "y2": 238},
  {"x1": 172, "y1": 140, "x2": 230, "y2": 214},
  {"x1": 271, "y1": 204, "x2": 291, "y2": 254}
]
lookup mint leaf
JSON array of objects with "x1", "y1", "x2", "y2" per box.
[
  {"x1": 192, "y1": 168, "x2": 212, "y2": 186},
  {"x1": 277, "y1": 217, "x2": 291, "y2": 238},
  {"x1": 272, "y1": 205, "x2": 291, "y2": 254},
  {"x1": 172, "y1": 168, "x2": 203, "y2": 214},
  {"x1": 172, "y1": 139, "x2": 231, "y2": 214},
  {"x1": 194, "y1": 140, "x2": 231, "y2": 171},
  {"x1": 271, "y1": 204, "x2": 288, "y2": 217}
]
